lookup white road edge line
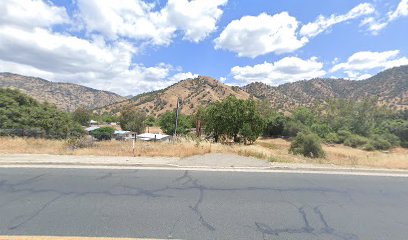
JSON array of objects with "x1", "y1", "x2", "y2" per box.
[{"x1": 0, "y1": 164, "x2": 407, "y2": 177}]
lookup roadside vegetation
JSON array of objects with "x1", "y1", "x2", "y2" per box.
[
  {"x1": 1, "y1": 89, "x2": 407, "y2": 167},
  {"x1": 0, "y1": 88, "x2": 85, "y2": 139}
]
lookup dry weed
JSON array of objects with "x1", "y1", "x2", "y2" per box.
[{"x1": 0, "y1": 137, "x2": 407, "y2": 169}]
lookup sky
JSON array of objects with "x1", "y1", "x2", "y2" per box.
[{"x1": 0, "y1": 0, "x2": 407, "y2": 96}]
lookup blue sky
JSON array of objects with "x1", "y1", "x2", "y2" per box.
[{"x1": 0, "y1": 0, "x2": 407, "y2": 95}]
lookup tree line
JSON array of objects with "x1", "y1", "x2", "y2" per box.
[
  {"x1": 2, "y1": 88, "x2": 407, "y2": 158},
  {"x1": 77, "y1": 95, "x2": 408, "y2": 156}
]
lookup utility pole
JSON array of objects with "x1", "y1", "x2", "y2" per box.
[{"x1": 174, "y1": 97, "x2": 182, "y2": 137}]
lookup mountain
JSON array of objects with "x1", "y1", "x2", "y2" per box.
[
  {"x1": 98, "y1": 65, "x2": 408, "y2": 116},
  {"x1": 0, "y1": 73, "x2": 126, "y2": 112},
  {"x1": 5, "y1": 65, "x2": 405, "y2": 115},
  {"x1": 96, "y1": 76, "x2": 252, "y2": 116},
  {"x1": 244, "y1": 65, "x2": 408, "y2": 111}
]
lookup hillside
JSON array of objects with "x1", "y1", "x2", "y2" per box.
[
  {"x1": 0, "y1": 73, "x2": 126, "y2": 112},
  {"x1": 244, "y1": 65, "x2": 408, "y2": 111},
  {"x1": 97, "y1": 76, "x2": 252, "y2": 116}
]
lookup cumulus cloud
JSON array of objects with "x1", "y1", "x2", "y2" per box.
[
  {"x1": 0, "y1": 0, "x2": 200, "y2": 96},
  {"x1": 361, "y1": 0, "x2": 408, "y2": 34},
  {"x1": 0, "y1": 0, "x2": 69, "y2": 28},
  {"x1": 215, "y1": 12, "x2": 308, "y2": 58},
  {"x1": 76, "y1": 0, "x2": 174, "y2": 45},
  {"x1": 231, "y1": 57, "x2": 326, "y2": 85},
  {"x1": 331, "y1": 50, "x2": 408, "y2": 73},
  {"x1": 77, "y1": 0, "x2": 227, "y2": 45},
  {"x1": 165, "y1": 0, "x2": 228, "y2": 42},
  {"x1": 389, "y1": 0, "x2": 408, "y2": 21},
  {"x1": 215, "y1": 3, "x2": 374, "y2": 58},
  {"x1": 300, "y1": 3, "x2": 374, "y2": 38}
]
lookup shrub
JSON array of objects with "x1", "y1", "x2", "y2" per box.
[
  {"x1": 66, "y1": 136, "x2": 95, "y2": 149},
  {"x1": 0, "y1": 88, "x2": 85, "y2": 139},
  {"x1": 283, "y1": 120, "x2": 308, "y2": 137},
  {"x1": 337, "y1": 129, "x2": 353, "y2": 143},
  {"x1": 289, "y1": 132, "x2": 325, "y2": 158},
  {"x1": 344, "y1": 134, "x2": 368, "y2": 148},
  {"x1": 311, "y1": 123, "x2": 332, "y2": 138},
  {"x1": 91, "y1": 127, "x2": 115, "y2": 141},
  {"x1": 264, "y1": 112, "x2": 287, "y2": 136},
  {"x1": 325, "y1": 132, "x2": 341, "y2": 144},
  {"x1": 364, "y1": 133, "x2": 399, "y2": 151}
]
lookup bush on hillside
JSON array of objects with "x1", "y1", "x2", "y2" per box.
[
  {"x1": 283, "y1": 120, "x2": 308, "y2": 137},
  {"x1": 311, "y1": 123, "x2": 332, "y2": 139},
  {"x1": 324, "y1": 132, "x2": 341, "y2": 144},
  {"x1": 263, "y1": 112, "x2": 287, "y2": 137},
  {"x1": 344, "y1": 134, "x2": 369, "y2": 148},
  {"x1": 0, "y1": 88, "x2": 85, "y2": 139},
  {"x1": 289, "y1": 132, "x2": 325, "y2": 158},
  {"x1": 91, "y1": 127, "x2": 115, "y2": 141}
]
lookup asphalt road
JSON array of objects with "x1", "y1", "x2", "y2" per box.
[{"x1": 0, "y1": 168, "x2": 408, "y2": 240}]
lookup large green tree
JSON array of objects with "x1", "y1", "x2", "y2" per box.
[
  {"x1": 159, "y1": 111, "x2": 191, "y2": 135},
  {"x1": 119, "y1": 108, "x2": 146, "y2": 134},
  {"x1": 0, "y1": 88, "x2": 84, "y2": 139},
  {"x1": 204, "y1": 96, "x2": 264, "y2": 144},
  {"x1": 72, "y1": 106, "x2": 91, "y2": 126}
]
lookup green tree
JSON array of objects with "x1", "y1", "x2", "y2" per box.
[
  {"x1": 72, "y1": 106, "x2": 91, "y2": 126},
  {"x1": 91, "y1": 127, "x2": 115, "y2": 141},
  {"x1": 119, "y1": 108, "x2": 146, "y2": 134},
  {"x1": 292, "y1": 107, "x2": 315, "y2": 126},
  {"x1": 159, "y1": 111, "x2": 191, "y2": 135},
  {"x1": 144, "y1": 116, "x2": 156, "y2": 133},
  {"x1": 311, "y1": 123, "x2": 332, "y2": 139},
  {"x1": 264, "y1": 111, "x2": 287, "y2": 137},
  {"x1": 289, "y1": 132, "x2": 325, "y2": 158},
  {"x1": 204, "y1": 96, "x2": 264, "y2": 143},
  {"x1": 0, "y1": 88, "x2": 85, "y2": 139}
]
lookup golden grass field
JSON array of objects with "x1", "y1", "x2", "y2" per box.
[{"x1": 1, "y1": 137, "x2": 407, "y2": 169}]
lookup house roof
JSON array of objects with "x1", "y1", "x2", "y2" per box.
[
  {"x1": 114, "y1": 130, "x2": 131, "y2": 135},
  {"x1": 85, "y1": 126, "x2": 100, "y2": 132},
  {"x1": 137, "y1": 133, "x2": 170, "y2": 140}
]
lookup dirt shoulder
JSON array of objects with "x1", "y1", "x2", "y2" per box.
[
  {"x1": 1, "y1": 153, "x2": 408, "y2": 177},
  {"x1": 1, "y1": 137, "x2": 408, "y2": 170}
]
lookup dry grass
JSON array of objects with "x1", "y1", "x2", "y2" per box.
[
  {"x1": 0, "y1": 137, "x2": 210, "y2": 158},
  {"x1": 1, "y1": 137, "x2": 407, "y2": 169}
]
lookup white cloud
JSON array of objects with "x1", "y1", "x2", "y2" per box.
[
  {"x1": 77, "y1": 0, "x2": 227, "y2": 45},
  {"x1": 169, "y1": 72, "x2": 199, "y2": 82},
  {"x1": 389, "y1": 0, "x2": 408, "y2": 21},
  {"x1": 231, "y1": 57, "x2": 326, "y2": 85},
  {"x1": 344, "y1": 71, "x2": 372, "y2": 80},
  {"x1": 165, "y1": 0, "x2": 228, "y2": 42},
  {"x1": 214, "y1": 12, "x2": 308, "y2": 58},
  {"x1": 215, "y1": 3, "x2": 374, "y2": 58},
  {"x1": 0, "y1": 0, "x2": 199, "y2": 96},
  {"x1": 331, "y1": 50, "x2": 408, "y2": 73},
  {"x1": 300, "y1": 3, "x2": 374, "y2": 38},
  {"x1": 362, "y1": 0, "x2": 408, "y2": 34},
  {"x1": 0, "y1": 0, "x2": 69, "y2": 28}
]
